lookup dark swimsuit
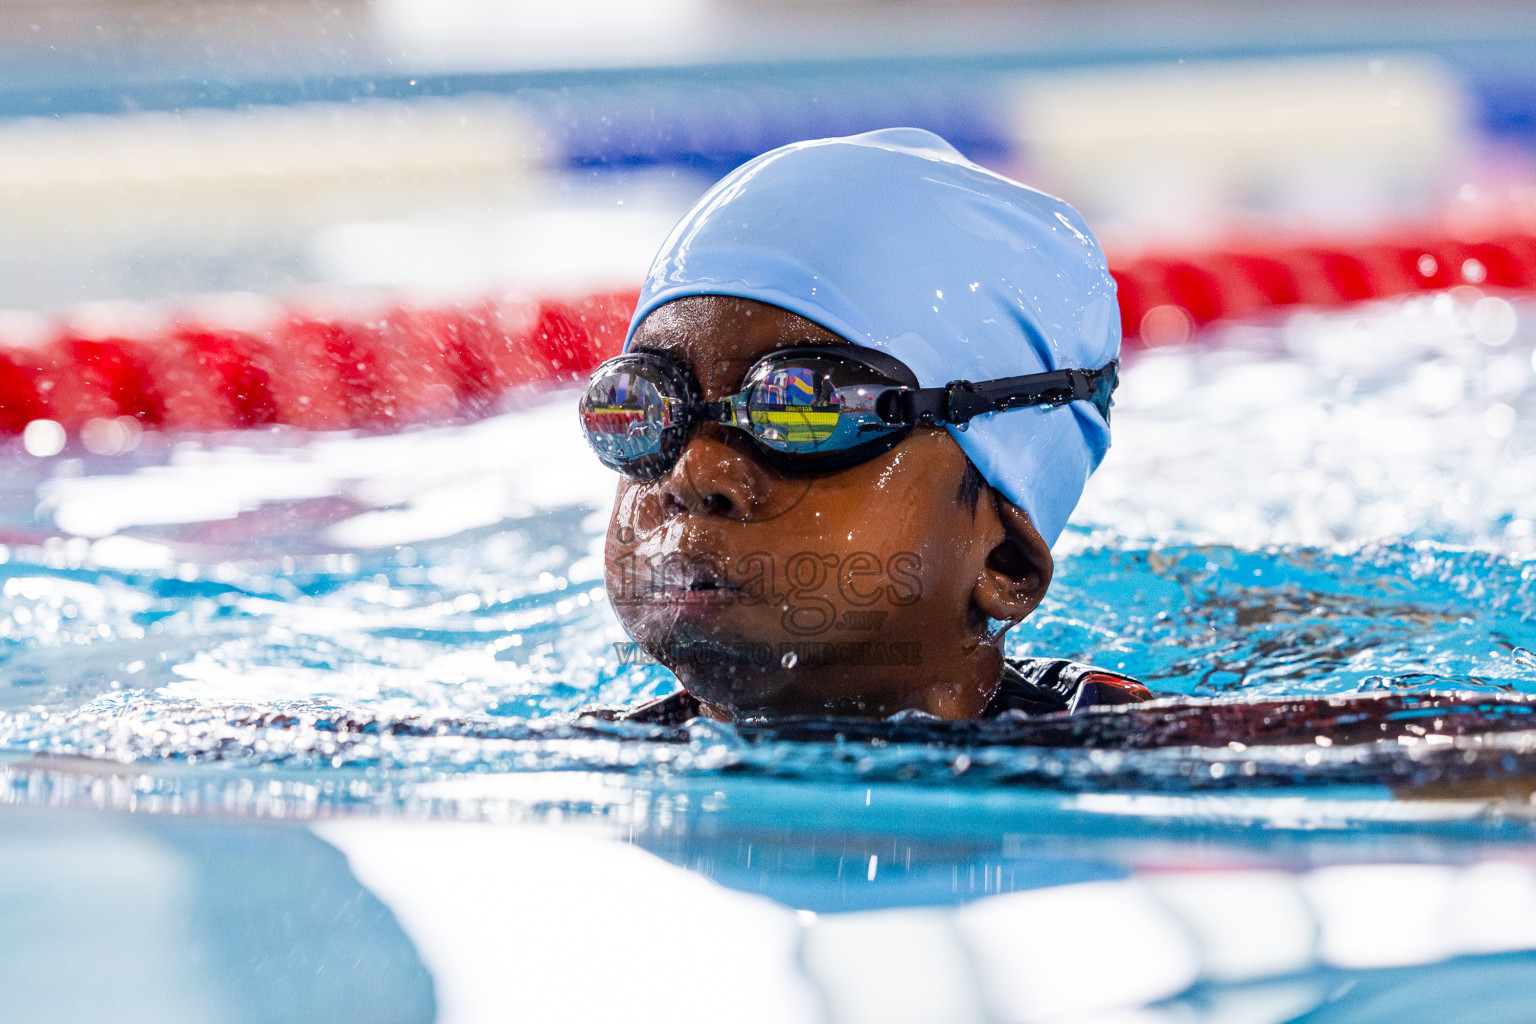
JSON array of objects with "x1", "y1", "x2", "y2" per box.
[{"x1": 615, "y1": 657, "x2": 1151, "y2": 725}]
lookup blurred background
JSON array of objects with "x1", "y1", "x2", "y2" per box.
[
  {"x1": 10, "y1": 8, "x2": 1536, "y2": 1023},
  {"x1": 3, "y1": 0, "x2": 1535, "y2": 313}
]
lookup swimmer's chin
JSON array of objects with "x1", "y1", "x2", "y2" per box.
[
  {"x1": 633, "y1": 622, "x2": 796, "y2": 713},
  {"x1": 635, "y1": 626, "x2": 905, "y2": 719}
]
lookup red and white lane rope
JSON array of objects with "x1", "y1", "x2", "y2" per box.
[
  {"x1": 1114, "y1": 232, "x2": 1536, "y2": 344},
  {"x1": 2, "y1": 231, "x2": 1533, "y2": 438},
  {"x1": 0, "y1": 291, "x2": 637, "y2": 437}
]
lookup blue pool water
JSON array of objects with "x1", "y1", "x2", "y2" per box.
[
  {"x1": 6, "y1": 293, "x2": 1536, "y2": 1023},
  {"x1": 4, "y1": 293, "x2": 1536, "y2": 884}
]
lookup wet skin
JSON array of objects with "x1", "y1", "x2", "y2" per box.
[{"x1": 605, "y1": 296, "x2": 1053, "y2": 721}]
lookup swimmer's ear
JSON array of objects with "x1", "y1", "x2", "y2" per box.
[{"x1": 971, "y1": 496, "x2": 1053, "y2": 629}]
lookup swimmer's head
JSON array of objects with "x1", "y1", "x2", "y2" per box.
[{"x1": 592, "y1": 128, "x2": 1120, "y2": 720}]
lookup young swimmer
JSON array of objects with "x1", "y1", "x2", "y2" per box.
[{"x1": 579, "y1": 128, "x2": 1150, "y2": 722}]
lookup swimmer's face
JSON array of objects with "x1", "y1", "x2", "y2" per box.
[{"x1": 605, "y1": 296, "x2": 1052, "y2": 721}]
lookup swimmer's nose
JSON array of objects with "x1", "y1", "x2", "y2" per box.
[{"x1": 659, "y1": 434, "x2": 766, "y2": 519}]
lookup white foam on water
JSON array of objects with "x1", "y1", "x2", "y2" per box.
[
  {"x1": 36, "y1": 392, "x2": 617, "y2": 545},
  {"x1": 1074, "y1": 291, "x2": 1536, "y2": 554}
]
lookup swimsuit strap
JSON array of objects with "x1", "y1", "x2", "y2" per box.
[
  {"x1": 615, "y1": 689, "x2": 703, "y2": 725},
  {"x1": 983, "y1": 657, "x2": 1151, "y2": 717}
]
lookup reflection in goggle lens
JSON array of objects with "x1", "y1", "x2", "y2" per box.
[
  {"x1": 746, "y1": 364, "x2": 843, "y2": 449},
  {"x1": 578, "y1": 349, "x2": 918, "y2": 478},
  {"x1": 741, "y1": 355, "x2": 901, "y2": 458},
  {"x1": 580, "y1": 366, "x2": 672, "y2": 463}
]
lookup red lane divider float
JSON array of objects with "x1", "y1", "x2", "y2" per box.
[
  {"x1": 3, "y1": 231, "x2": 1535, "y2": 439},
  {"x1": 0, "y1": 291, "x2": 638, "y2": 438},
  {"x1": 1114, "y1": 233, "x2": 1536, "y2": 348}
]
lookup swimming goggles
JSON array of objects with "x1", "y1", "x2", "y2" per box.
[{"x1": 579, "y1": 344, "x2": 1118, "y2": 479}]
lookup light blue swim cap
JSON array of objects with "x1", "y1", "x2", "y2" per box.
[{"x1": 624, "y1": 127, "x2": 1120, "y2": 547}]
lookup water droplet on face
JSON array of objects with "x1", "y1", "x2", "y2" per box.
[{"x1": 781, "y1": 650, "x2": 798, "y2": 669}]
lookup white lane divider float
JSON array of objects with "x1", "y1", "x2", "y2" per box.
[{"x1": 317, "y1": 818, "x2": 1536, "y2": 1024}]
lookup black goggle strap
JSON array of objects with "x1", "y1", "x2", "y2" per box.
[{"x1": 893, "y1": 360, "x2": 1118, "y2": 427}]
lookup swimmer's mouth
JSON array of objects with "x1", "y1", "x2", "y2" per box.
[
  {"x1": 685, "y1": 576, "x2": 739, "y2": 601},
  {"x1": 651, "y1": 568, "x2": 740, "y2": 602}
]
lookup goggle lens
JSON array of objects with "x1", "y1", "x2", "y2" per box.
[
  {"x1": 742, "y1": 355, "x2": 904, "y2": 459},
  {"x1": 579, "y1": 358, "x2": 692, "y2": 478},
  {"x1": 745, "y1": 362, "x2": 843, "y2": 450}
]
